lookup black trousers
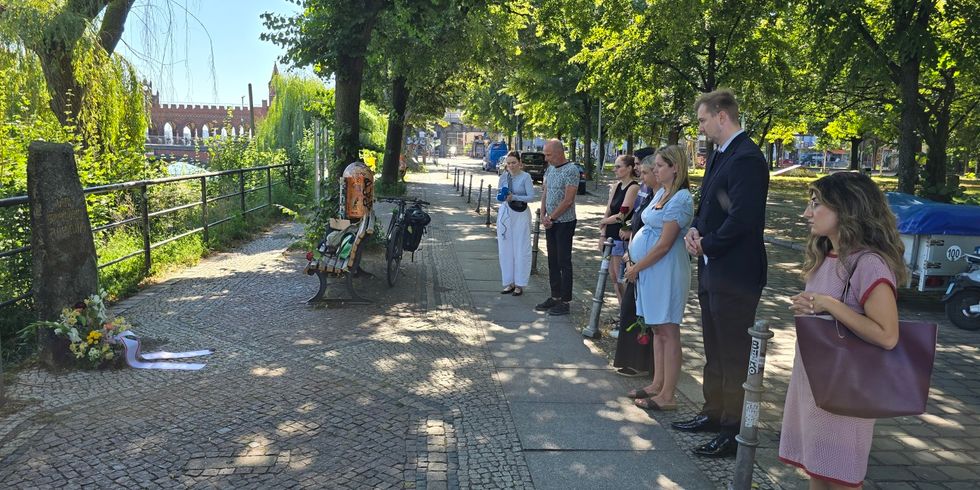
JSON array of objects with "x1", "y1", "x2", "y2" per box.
[
  {"x1": 545, "y1": 220, "x2": 576, "y2": 301},
  {"x1": 698, "y1": 285, "x2": 761, "y2": 435}
]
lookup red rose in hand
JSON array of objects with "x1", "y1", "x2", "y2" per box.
[
  {"x1": 637, "y1": 333, "x2": 650, "y2": 345},
  {"x1": 619, "y1": 205, "x2": 629, "y2": 215}
]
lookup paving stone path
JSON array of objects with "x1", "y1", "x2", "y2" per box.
[
  {"x1": 0, "y1": 182, "x2": 533, "y2": 488},
  {"x1": 3, "y1": 157, "x2": 979, "y2": 490}
]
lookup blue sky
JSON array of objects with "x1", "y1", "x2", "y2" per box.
[{"x1": 118, "y1": 0, "x2": 311, "y2": 105}]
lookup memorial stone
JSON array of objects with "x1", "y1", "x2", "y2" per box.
[{"x1": 27, "y1": 142, "x2": 99, "y2": 369}]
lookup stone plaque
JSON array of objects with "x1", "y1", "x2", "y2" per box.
[{"x1": 27, "y1": 142, "x2": 99, "y2": 369}]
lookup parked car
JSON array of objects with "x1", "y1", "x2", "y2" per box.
[{"x1": 521, "y1": 151, "x2": 547, "y2": 182}]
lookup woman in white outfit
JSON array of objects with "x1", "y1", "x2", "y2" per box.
[{"x1": 497, "y1": 151, "x2": 535, "y2": 296}]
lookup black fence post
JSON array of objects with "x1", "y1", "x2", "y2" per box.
[
  {"x1": 485, "y1": 184, "x2": 493, "y2": 226},
  {"x1": 239, "y1": 169, "x2": 246, "y2": 214},
  {"x1": 200, "y1": 176, "x2": 209, "y2": 245},
  {"x1": 266, "y1": 167, "x2": 273, "y2": 210},
  {"x1": 476, "y1": 179, "x2": 484, "y2": 212},
  {"x1": 531, "y1": 212, "x2": 541, "y2": 274},
  {"x1": 467, "y1": 175, "x2": 474, "y2": 203},
  {"x1": 140, "y1": 184, "x2": 151, "y2": 273}
]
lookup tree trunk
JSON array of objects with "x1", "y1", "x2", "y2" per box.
[
  {"x1": 896, "y1": 58, "x2": 921, "y2": 194},
  {"x1": 582, "y1": 99, "x2": 593, "y2": 177},
  {"x1": 920, "y1": 71, "x2": 955, "y2": 201},
  {"x1": 333, "y1": 54, "x2": 367, "y2": 178},
  {"x1": 850, "y1": 137, "x2": 863, "y2": 170},
  {"x1": 667, "y1": 125, "x2": 681, "y2": 145},
  {"x1": 381, "y1": 76, "x2": 409, "y2": 186},
  {"x1": 569, "y1": 137, "x2": 576, "y2": 161},
  {"x1": 627, "y1": 132, "x2": 635, "y2": 154}
]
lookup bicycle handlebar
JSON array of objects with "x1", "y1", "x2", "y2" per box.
[{"x1": 376, "y1": 196, "x2": 430, "y2": 206}]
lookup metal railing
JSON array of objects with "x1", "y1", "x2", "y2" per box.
[{"x1": 0, "y1": 163, "x2": 294, "y2": 308}]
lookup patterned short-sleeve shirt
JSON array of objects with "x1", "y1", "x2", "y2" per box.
[{"x1": 543, "y1": 162, "x2": 579, "y2": 222}]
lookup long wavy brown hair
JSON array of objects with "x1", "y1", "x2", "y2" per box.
[{"x1": 802, "y1": 172, "x2": 907, "y2": 284}]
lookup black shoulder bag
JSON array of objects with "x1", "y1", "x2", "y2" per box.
[{"x1": 507, "y1": 173, "x2": 528, "y2": 212}]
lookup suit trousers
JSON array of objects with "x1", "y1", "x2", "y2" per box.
[
  {"x1": 545, "y1": 220, "x2": 576, "y2": 301},
  {"x1": 698, "y1": 285, "x2": 761, "y2": 435}
]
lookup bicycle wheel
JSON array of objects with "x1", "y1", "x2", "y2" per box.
[{"x1": 386, "y1": 224, "x2": 404, "y2": 287}]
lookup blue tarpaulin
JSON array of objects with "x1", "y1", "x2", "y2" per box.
[{"x1": 887, "y1": 192, "x2": 980, "y2": 236}]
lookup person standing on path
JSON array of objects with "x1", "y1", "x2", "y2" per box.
[
  {"x1": 535, "y1": 139, "x2": 579, "y2": 316},
  {"x1": 676, "y1": 89, "x2": 770, "y2": 458},
  {"x1": 623, "y1": 146, "x2": 694, "y2": 412},
  {"x1": 612, "y1": 147, "x2": 658, "y2": 377},
  {"x1": 497, "y1": 151, "x2": 535, "y2": 296},
  {"x1": 780, "y1": 172, "x2": 906, "y2": 489},
  {"x1": 598, "y1": 154, "x2": 640, "y2": 336}
]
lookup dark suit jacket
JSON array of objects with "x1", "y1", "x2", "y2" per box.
[{"x1": 693, "y1": 131, "x2": 769, "y2": 293}]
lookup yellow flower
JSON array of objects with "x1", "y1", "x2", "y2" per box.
[{"x1": 86, "y1": 330, "x2": 103, "y2": 345}]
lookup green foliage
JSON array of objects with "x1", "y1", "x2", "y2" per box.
[
  {"x1": 256, "y1": 73, "x2": 332, "y2": 165},
  {"x1": 359, "y1": 102, "x2": 388, "y2": 153}
]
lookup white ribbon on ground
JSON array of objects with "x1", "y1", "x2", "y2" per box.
[{"x1": 113, "y1": 331, "x2": 213, "y2": 370}]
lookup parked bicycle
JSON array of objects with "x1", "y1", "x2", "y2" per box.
[{"x1": 376, "y1": 196, "x2": 431, "y2": 287}]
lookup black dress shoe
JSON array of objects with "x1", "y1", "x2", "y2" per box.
[
  {"x1": 693, "y1": 434, "x2": 738, "y2": 458},
  {"x1": 671, "y1": 414, "x2": 721, "y2": 433}
]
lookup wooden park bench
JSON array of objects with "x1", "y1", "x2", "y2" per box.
[{"x1": 304, "y1": 213, "x2": 374, "y2": 304}]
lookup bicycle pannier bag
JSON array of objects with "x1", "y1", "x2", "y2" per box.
[{"x1": 402, "y1": 205, "x2": 431, "y2": 252}]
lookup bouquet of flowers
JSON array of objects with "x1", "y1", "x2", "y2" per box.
[{"x1": 23, "y1": 290, "x2": 130, "y2": 368}]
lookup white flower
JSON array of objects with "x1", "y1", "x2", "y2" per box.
[{"x1": 67, "y1": 328, "x2": 82, "y2": 344}]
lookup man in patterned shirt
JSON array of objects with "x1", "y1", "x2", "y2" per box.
[{"x1": 535, "y1": 139, "x2": 579, "y2": 316}]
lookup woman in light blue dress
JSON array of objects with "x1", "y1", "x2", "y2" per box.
[{"x1": 624, "y1": 145, "x2": 694, "y2": 411}]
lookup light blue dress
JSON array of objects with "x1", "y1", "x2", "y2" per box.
[{"x1": 629, "y1": 188, "x2": 694, "y2": 325}]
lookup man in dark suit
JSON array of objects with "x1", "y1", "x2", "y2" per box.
[{"x1": 674, "y1": 89, "x2": 769, "y2": 458}]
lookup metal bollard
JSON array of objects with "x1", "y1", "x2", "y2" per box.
[
  {"x1": 476, "y1": 182, "x2": 484, "y2": 213},
  {"x1": 446, "y1": 164, "x2": 450, "y2": 179},
  {"x1": 730, "y1": 320, "x2": 774, "y2": 490},
  {"x1": 582, "y1": 238, "x2": 615, "y2": 339},
  {"x1": 530, "y1": 212, "x2": 541, "y2": 275},
  {"x1": 454, "y1": 168, "x2": 459, "y2": 189},
  {"x1": 461, "y1": 171, "x2": 467, "y2": 197},
  {"x1": 468, "y1": 175, "x2": 474, "y2": 203},
  {"x1": 485, "y1": 185, "x2": 493, "y2": 226}
]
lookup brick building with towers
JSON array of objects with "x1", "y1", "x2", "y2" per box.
[{"x1": 144, "y1": 65, "x2": 278, "y2": 163}]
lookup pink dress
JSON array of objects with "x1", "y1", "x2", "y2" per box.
[{"x1": 778, "y1": 252, "x2": 897, "y2": 488}]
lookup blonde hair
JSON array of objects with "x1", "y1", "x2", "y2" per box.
[
  {"x1": 802, "y1": 172, "x2": 908, "y2": 284},
  {"x1": 649, "y1": 145, "x2": 690, "y2": 206}
]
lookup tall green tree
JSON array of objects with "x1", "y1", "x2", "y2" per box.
[{"x1": 263, "y1": 0, "x2": 391, "y2": 178}]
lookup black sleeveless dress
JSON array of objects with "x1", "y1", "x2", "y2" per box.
[{"x1": 605, "y1": 181, "x2": 638, "y2": 240}]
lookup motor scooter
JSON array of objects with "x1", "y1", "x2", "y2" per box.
[{"x1": 942, "y1": 251, "x2": 980, "y2": 331}]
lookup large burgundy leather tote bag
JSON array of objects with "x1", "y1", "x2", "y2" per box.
[{"x1": 796, "y1": 315, "x2": 937, "y2": 419}]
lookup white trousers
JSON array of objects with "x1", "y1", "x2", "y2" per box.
[{"x1": 496, "y1": 205, "x2": 532, "y2": 287}]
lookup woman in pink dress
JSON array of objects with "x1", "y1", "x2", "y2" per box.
[{"x1": 780, "y1": 172, "x2": 908, "y2": 489}]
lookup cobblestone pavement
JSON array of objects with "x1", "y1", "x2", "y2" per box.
[
  {"x1": 0, "y1": 177, "x2": 533, "y2": 488},
  {"x1": 440, "y1": 157, "x2": 980, "y2": 490},
  {"x1": 4, "y1": 158, "x2": 978, "y2": 489}
]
